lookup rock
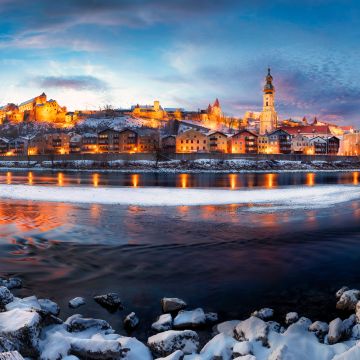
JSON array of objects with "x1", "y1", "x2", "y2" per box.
[
  {"x1": 124, "y1": 312, "x2": 139, "y2": 330},
  {"x1": 336, "y1": 286, "x2": 349, "y2": 299},
  {"x1": 173, "y1": 308, "x2": 206, "y2": 329},
  {"x1": 342, "y1": 314, "x2": 356, "y2": 338},
  {"x1": 5, "y1": 296, "x2": 41, "y2": 312},
  {"x1": 0, "y1": 351, "x2": 24, "y2": 360},
  {"x1": 118, "y1": 336, "x2": 152, "y2": 360},
  {"x1": 38, "y1": 298, "x2": 60, "y2": 316},
  {"x1": 285, "y1": 312, "x2": 299, "y2": 325},
  {"x1": 65, "y1": 314, "x2": 111, "y2": 332},
  {"x1": 268, "y1": 344, "x2": 290, "y2": 360},
  {"x1": 336, "y1": 289, "x2": 360, "y2": 310},
  {"x1": 233, "y1": 340, "x2": 253, "y2": 357},
  {"x1": 233, "y1": 356, "x2": 256, "y2": 360},
  {"x1": 213, "y1": 320, "x2": 240, "y2": 336},
  {"x1": 155, "y1": 350, "x2": 183, "y2": 360},
  {"x1": 94, "y1": 293, "x2": 123, "y2": 312},
  {"x1": 295, "y1": 317, "x2": 312, "y2": 329},
  {"x1": 351, "y1": 324, "x2": 360, "y2": 339},
  {"x1": 70, "y1": 338, "x2": 123, "y2": 359},
  {"x1": 68, "y1": 297, "x2": 85, "y2": 309},
  {"x1": 328, "y1": 318, "x2": 343, "y2": 344},
  {"x1": 267, "y1": 321, "x2": 283, "y2": 333},
  {"x1": 234, "y1": 316, "x2": 269, "y2": 346},
  {"x1": 0, "y1": 336, "x2": 17, "y2": 352},
  {"x1": 0, "y1": 308, "x2": 41, "y2": 357},
  {"x1": 356, "y1": 301, "x2": 360, "y2": 323},
  {"x1": 0, "y1": 278, "x2": 22, "y2": 290},
  {"x1": 205, "y1": 312, "x2": 218, "y2": 323},
  {"x1": 0, "y1": 287, "x2": 14, "y2": 308},
  {"x1": 198, "y1": 332, "x2": 237, "y2": 359},
  {"x1": 62, "y1": 356, "x2": 80, "y2": 360},
  {"x1": 332, "y1": 345, "x2": 360, "y2": 359},
  {"x1": 152, "y1": 314, "x2": 173, "y2": 332},
  {"x1": 309, "y1": 321, "x2": 329, "y2": 341},
  {"x1": 161, "y1": 297, "x2": 187, "y2": 313},
  {"x1": 147, "y1": 330, "x2": 199, "y2": 357},
  {"x1": 252, "y1": 307, "x2": 274, "y2": 320}
]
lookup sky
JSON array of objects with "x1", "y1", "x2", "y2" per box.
[{"x1": 0, "y1": 0, "x2": 359, "y2": 125}]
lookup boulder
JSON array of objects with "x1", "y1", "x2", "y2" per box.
[
  {"x1": 161, "y1": 298, "x2": 187, "y2": 313},
  {"x1": 173, "y1": 308, "x2": 206, "y2": 329},
  {"x1": 65, "y1": 314, "x2": 111, "y2": 332},
  {"x1": 147, "y1": 330, "x2": 199, "y2": 357},
  {"x1": 295, "y1": 317, "x2": 312, "y2": 329},
  {"x1": 155, "y1": 350, "x2": 183, "y2": 360},
  {"x1": 0, "y1": 308, "x2": 41, "y2": 357},
  {"x1": 234, "y1": 316, "x2": 269, "y2": 346},
  {"x1": 70, "y1": 338, "x2": 123, "y2": 359},
  {"x1": 356, "y1": 301, "x2": 360, "y2": 323},
  {"x1": 118, "y1": 336, "x2": 152, "y2": 360},
  {"x1": 94, "y1": 293, "x2": 123, "y2": 312},
  {"x1": 0, "y1": 336, "x2": 17, "y2": 352},
  {"x1": 152, "y1": 314, "x2": 173, "y2": 332},
  {"x1": 38, "y1": 299, "x2": 60, "y2": 316},
  {"x1": 336, "y1": 289, "x2": 360, "y2": 310},
  {"x1": 251, "y1": 307, "x2": 274, "y2": 320},
  {"x1": 351, "y1": 324, "x2": 360, "y2": 339},
  {"x1": 199, "y1": 333, "x2": 238, "y2": 359},
  {"x1": 332, "y1": 345, "x2": 360, "y2": 359},
  {"x1": 205, "y1": 312, "x2": 218, "y2": 323},
  {"x1": 69, "y1": 297, "x2": 85, "y2": 309},
  {"x1": 309, "y1": 321, "x2": 329, "y2": 341},
  {"x1": 213, "y1": 320, "x2": 240, "y2": 336},
  {"x1": 0, "y1": 287, "x2": 14, "y2": 308},
  {"x1": 0, "y1": 278, "x2": 22, "y2": 290},
  {"x1": 267, "y1": 321, "x2": 283, "y2": 333},
  {"x1": 342, "y1": 314, "x2": 356, "y2": 339},
  {"x1": 336, "y1": 286, "x2": 349, "y2": 299},
  {"x1": 285, "y1": 312, "x2": 299, "y2": 325},
  {"x1": 124, "y1": 312, "x2": 139, "y2": 330},
  {"x1": 232, "y1": 340, "x2": 253, "y2": 357},
  {"x1": 5, "y1": 296, "x2": 41, "y2": 312},
  {"x1": 327, "y1": 318, "x2": 343, "y2": 344}
]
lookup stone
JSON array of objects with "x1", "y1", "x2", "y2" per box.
[
  {"x1": 173, "y1": 308, "x2": 206, "y2": 329},
  {"x1": 267, "y1": 321, "x2": 283, "y2": 333},
  {"x1": 0, "y1": 287, "x2": 14, "y2": 308},
  {"x1": 5, "y1": 296, "x2": 41, "y2": 312},
  {"x1": 328, "y1": 318, "x2": 343, "y2": 344},
  {"x1": 336, "y1": 289, "x2": 360, "y2": 310},
  {"x1": 285, "y1": 312, "x2": 299, "y2": 325},
  {"x1": 155, "y1": 350, "x2": 183, "y2": 360},
  {"x1": 161, "y1": 297, "x2": 187, "y2": 313},
  {"x1": 213, "y1": 320, "x2": 240, "y2": 336},
  {"x1": 38, "y1": 298, "x2": 60, "y2": 316},
  {"x1": 198, "y1": 333, "x2": 237, "y2": 359},
  {"x1": 0, "y1": 278, "x2": 22, "y2": 290},
  {"x1": 309, "y1": 321, "x2": 329, "y2": 341},
  {"x1": 205, "y1": 312, "x2": 218, "y2": 323},
  {"x1": 356, "y1": 301, "x2": 360, "y2": 323},
  {"x1": 234, "y1": 316, "x2": 269, "y2": 346},
  {"x1": 351, "y1": 324, "x2": 360, "y2": 339},
  {"x1": 233, "y1": 340, "x2": 253, "y2": 357},
  {"x1": 152, "y1": 314, "x2": 173, "y2": 332},
  {"x1": 94, "y1": 293, "x2": 123, "y2": 312},
  {"x1": 70, "y1": 338, "x2": 123, "y2": 359},
  {"x1": 342, "y1": 314, "x2": 356, "y2": 339},
  {"x1": 0, "y1": 337, "x2": 17, "y2": 353},
  {"x1": 65, "y1": 314, "x2": 111, "y2": 332},
  {"x1": 252, "y1": 307, "x2": 274, "y2": 320},
  {"x1": 147, "y1": 330, "x2": 199, "y2": 357},
  {"x1": 336, "y1": 286, "x2": 349, "y2": 299},
  {"x1": 124, "y1": 312, "x2": 139, "y2": 330},
  {"x1": 0, "y1": 308, "x2": 41, "y2": 357},
  {"x1": 69, "y1": 297, "x2": 85, "y2": 309}
]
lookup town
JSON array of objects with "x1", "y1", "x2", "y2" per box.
[{"x1": 0, "y1": 69, "x2": 358, "y2": 157}]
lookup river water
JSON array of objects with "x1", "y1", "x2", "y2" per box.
[{"x1": 1, "y1": 170, "x2": 360, "y2": 340}]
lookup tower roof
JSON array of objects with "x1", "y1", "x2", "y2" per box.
[
  {"x1": 213, "y1": 98, "x2": 220, "y2": 107},
  {"x1": 263, "y1": 68, "x2": 275, "y2": 93}
]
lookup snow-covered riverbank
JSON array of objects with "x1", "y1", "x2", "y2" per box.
[
  {"x1": 1, "y1": 278, "x2": 360, "y2": 359},
  {"x1": 0, "y1": 184, "x2": 359, "y2": 209}
]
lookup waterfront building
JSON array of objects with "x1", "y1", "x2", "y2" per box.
[
  {"x1": 131, "y1": 101, "x2": 167, "y2": 120},
  {"x1": 137, "y1": 128, "x2": 160, "y2": 152},
  {"x1": 0, "y1": 138, "x2": 9, "y2": 155},
  {"x1": 207, "y1": 131, "x2": 228, "y2": 153},
  {"x1": 161, "y1": 135, "x2": 176, "y2": 153},
  {"x1": 98, "y1": 129, "x2": 120, "y2": 153},
  {"x1": 259, "y1": 68, "x2": 278, "y2": 135},
  {"x1": 291, "y1": 134, "x2": 314, "y2": 154},
  {"x1": 81, "y1": 133, "x2": 98, "y2": 154},
  {"x1": 118, "y1": 129, "x2": 138, "y2": 153},
  {"x1": 176, "y1": 129, "x2": 209, "y2": 153},
  {"x1": 341, "y1": 131, "x2": 360, "y2": 155},
  {"x1": 228, "y1": 130, "x2": 258, "y2": 154},
  {"x1": 258, "y1": 129, "x2": 291, "y2": 154}
]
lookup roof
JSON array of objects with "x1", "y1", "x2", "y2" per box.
[
  {"x1": 206, "y1": 130, "x2": 227, "y2": 137},
  {"x1": 232, "y1": 129, "x2": 258, "y2": 137},
  {"x1": 280, "y1": 125, "x2": 331, "y2": 135}
]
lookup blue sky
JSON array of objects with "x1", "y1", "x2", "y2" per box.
[{"x1": 0, "y1": 0, "x2": 359, "y2": 125}]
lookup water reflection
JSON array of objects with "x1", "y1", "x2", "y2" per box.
[
  {"x1": 229, "y1": 174, "x2": 237, "y2": 189},
  {"x1": 93, "y1": 173, "x2": 99, "y2": 187},
  {"x1": 6, "y1": 172, "x2": 11, "y2": 185},
  {"x1": 180, "y1": 173, "x2": 188, "y2": 188},
  {"x1": 265, "y1": 173, "x2": 277, "y2": 188},
  {"x1": 132, "y1": 174, "x2": 139, "y2": 187},
  {"x1": 306, "y1": 173, "x2": 315, "y2": 187},
  {"x1": 28, "y1": 172, "x2": 33, "y2": 185},
  {"x1": 353, "y1": 172, "x2": 359, "y2": 185},
  {"x1": 57, "y1": 173, "x2": 64, "y2": 186}
]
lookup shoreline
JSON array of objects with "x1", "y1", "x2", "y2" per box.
[{"x1": 1, "y1": 278, "x2": 360, "y2": 359}]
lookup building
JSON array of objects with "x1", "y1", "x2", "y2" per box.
[
  {"x1": 327, "y1": 136, "x2": 340, "y2": 155},
  {"x1": 161, "y1": 135, "x2": 176, "y2": 153},
  {"x1": 70, "y1": 134, "x2": 82, "y2": 154},
  {"x1": 0, "y1": 138, "x2": 9, "y2": 155},
  {"x1": 260, "y1": 68, "x2": 278, "y2": 135},
  {"x1": 258, "y1": 129, "x2": 291, "y2": 154},
  {"x1": 309, "y1": 137, "x2": 327, "y2": 154},
  {"x1": 131, "y1": 101, "x2": 167, "y2": 120},
  {"x1": 98, "y1": 129, "x2": 120, "y2": 153},
  {"x1": 43, "y1": 133, "x2": 70, "y2": 154},
  {"x1": 228, "y1": 130, "x2": 258, "y2": 154},
  {"x1": 81, "y1": 133, "x2": 98, "y2": 154},
  {"x1": 137, "y1": 128, "x2": 160, "y2": 152},
  {"x1": 207, "y1": 131, "x2": 228, "y2": 153},
  {"x1": 280, "y1": 125, "x2": 332, "y2": 138},
  {"x1": 176, "y1": 129, "x2": 209, "y2": 153},
  {"x1": 291, "y1": 134, "x2": 314, "y2": 154},
  {"x1": 118, "y1": 129, "x2": 138, "y2": 152},
  {"x1": 341, "y1": 131, "x2": 360, "y2": 155}
]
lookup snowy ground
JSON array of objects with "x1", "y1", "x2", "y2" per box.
[{"x1": 0, "y1": 184, "x2": 360, "y2": 209}]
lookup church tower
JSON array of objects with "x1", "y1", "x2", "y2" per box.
[{"x1": 260, "y1": 68, "x2": 278, "y2": 134}]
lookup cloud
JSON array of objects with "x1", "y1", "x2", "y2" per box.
[{"x1": 34, "y1": 75, "x2": 108, "y2": 91}]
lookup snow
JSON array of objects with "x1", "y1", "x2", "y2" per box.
[
  {"x1": 0, "y1": 308, "x2": 40, "y2": 332},
  {"x1": 173, "y1": 308, "x2": 206, "y2": 328},
  {"x1": 68, "y1": 297, "x2": 85, "y2": 309},
  {"x1": 5, "y1": 296, "x2": 41, "y2": 312},
  {"x1": 152, "y1": 314, "x2": 173, "y2": 332},
  {"x1": 0, "y1": 184, "x2": 360, "y2": 209}
]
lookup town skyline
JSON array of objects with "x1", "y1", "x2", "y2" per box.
[{"x1": 0, "y1": 1, "x2": 359, "y2": 125}]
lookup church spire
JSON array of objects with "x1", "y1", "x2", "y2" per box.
[{"x1": 264, "y1": 68, "x2": 275, "y2": 93}]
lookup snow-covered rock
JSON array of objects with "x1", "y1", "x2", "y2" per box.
[
  {"x1": 152, "y1": 314, "x2": 173, "y2": 332},
  {"x1": 173, "y1": 308, "x2": 206, "y2": 329},
  {"x1": 69, "y1": 297, "x2": 85, "y2": 309},
  {"x1": 94, "y1": 293, "x2": 123, "y2": 312},
  {"x1": 124, "y1": 312, "x2": 139, "y2": 330},
  {"x1": 342, "y1": 314, "x2": 356, "y2": 338},
  {"x1": 267, "y1": 321, "x2": 283, "y2": 333},
  {"x1": 65, "y1": 314, "x2": 111, "y2": 332},
  {"x1": 198, "y1": 333, "x2": 237, "y2": 359},
  {"x1": 233, "y1": 355, "x2": 256, "y2": 360},
  {"x1": 309, "y1": 321, "x2": 329, "y2": 341},
  {"x1": 155, "y1": 350, "x2": 183, "y2": 360},
  {"x1": 234, "y1": 316, "x2": 269, "y2": 346},
  {"x1": 147, "y1": 330, "x2": 199, "y2": 357},
  {"x1": 205, "y1": 312, "x2": 218, "y2": 323},
  {"x1": 70, "y1": 338, "x2": 123, "y2": 359},
  {"x1": 161, "y1": 297, "x2": 187, "y2": 313},
  {"x1": 333, "y1": 344, "x2": 360, "y2": 359},
  {"x1": 0, "y1": 336, "x2": 17, "y2": 352},
  {"x1": 328, "y1": 318, "x2": 343, "y2": 344},
  {"x1": 355, "y1": 301, "x2": 360, "y2": 323},
  {"x1": 6, "y1": 296, "x2": 41, "y2": 312},
  {"x1": 0, "y1": 308, "x2": 41, "y2": 357},
  {"x1": 213, "y1": 320, "x2": 240, "y2": 336},
  {"x1": 233, "y1": 340, "x2": 253, "y2": 357},
  {"x1": 285, "y1": 312, "x2": 299, "y2": 325},
  {"x1": 336, "y1": 286, "x2": 350, "y2": 299},
  {"x1": 0, "y1": 278, "x2": 22, "y2": 290},
  {"x1": 118, "y1": 336, "x2": 152, "y2": 360},
  {"x1": 38, "y1": 298, "x2": 60, "y2": 316},
  {"x1": 336, "y1": 289, "x2": 360, "y2": 310},
  {"x1": 0, "y1": 286, "x2": 14, "y2": 308},
  {"x1": 351, "y1": 324, "x2": 360, "y2": 339},
  {"x1": 252, "y1": 307, "x2": 274, "y2": 320}
]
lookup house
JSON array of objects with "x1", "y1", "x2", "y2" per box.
[
  {"x1": 137, "y1": 128, "x2": 160, "y2": 152},
  {"x1": 8, "y1": 138, "x2": 29, "y2": 155},
  {"x1": 161, "y1": 135, "x2": 176, "y2": 153},
  {"x1": 118, "y1": 129, "x2": 138, "y2": 152},
  {"x1": 258, "y1": 129, "x2": 292, "y2": 154},
  {"x1": 207, "y1": 131, "x2": 228, "y2": 153},
  {"x1": 43, "y1": 133, "x2": 70, "y2": 154},
  {"x1": 309, "y1": 137, "x2": 327, "y2": 154},
  {"x1": 291, "y1": 134, "x2": 314, "y2": 154},
  {"x1": 341, "y1": 131, "x2": 360, "y2": 155},
  {"x1": 327, "y1": 136, "x2": 340, "y2": 155},
  {"x1": 0, "y1": 138, "x2": 9, "y2": 155},
  {"x1": 176, "y1": 129, "x2": 209, "y2": 153},
  {"x1": 228, "y1": 130, "x2": 258, "y2": 154},
  {"x1": 70, "y1": 134, "x2": 82, "y2": 154},
  {"x1": 98, "y1": 129, "x2": 120, "y2": 153},
  {"x1": 81, "y1": 133, "x2": 98, "y2": 153}
]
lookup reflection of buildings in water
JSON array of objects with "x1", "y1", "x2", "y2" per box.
[
  {"x1": 229, "y1": 174, "x2": 237, "y2": 189},
  {"x1": 353, "y1": 172, "x2": 359, "y2": 185},
  {"x1": 28, "y1": 172, "x2": 33, "y2": 185},
  {"x1": 57, "y1": 172, "x2": 64, "y2": 186},
  {"x1": 132, "y1": 174, "x2": 139, "y2": 188},
  {"x1": 306, "y1": 173, "x2": 315, "y2": 187},
  {"x1": 6, "y1": 172, "x2": 11, "y2": 185},
  {"x1": 265, "y1": 173, "x2": 277, "y2": 188},
  {"x1": 247, "y1": 174, "x2": 255, "y2": 188},
  {"x1": 180, "y1": 173, "x2": 188, "y2": 188},
  {"x1": 93, "y1": 173, "x2": 99, "y2": 187}
]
